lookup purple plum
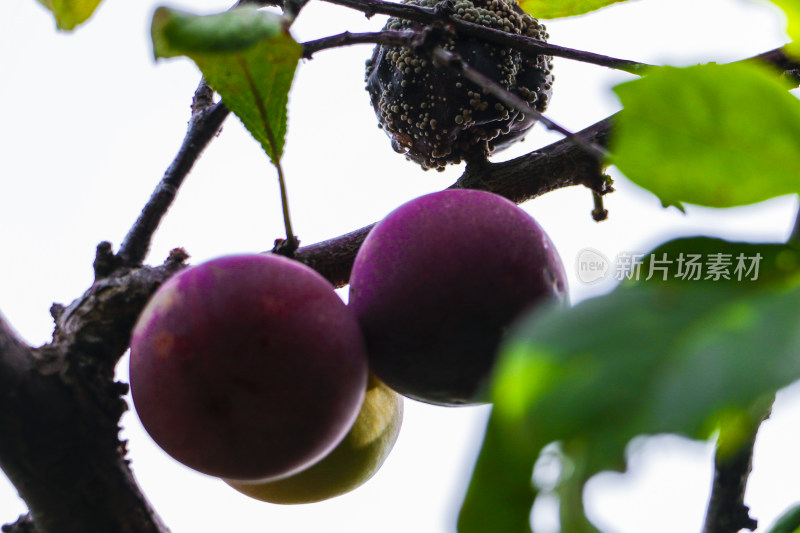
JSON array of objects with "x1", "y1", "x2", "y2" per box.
[
  {"x1": 130, "y1": 253, "x2": 368, "y2": 482},
  {"x1": 349, "y1": 189, "x2": 567, "y2": 406}
]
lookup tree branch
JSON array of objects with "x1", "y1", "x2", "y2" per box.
[
  {"x1": 317, "y1": 0, "x2": 650, "y2": 73},
  {"x1": 0, "y1": 248, "x2": 188, "y2": 533},
  {"x1": 701, "y1": 402, "x2": 774, "y2": 533},
  {"x1": 302, "y1": 30, "x2": 410, "y2": 58},
  {"x1": 117, "y1": 82, "x2": 230, "y2": 266},
  {"x1": 293, "y1": 117, "x2": 612, "y2": 287}
]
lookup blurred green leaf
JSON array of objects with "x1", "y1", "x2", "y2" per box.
[
  {"x1": 37, "y1": 0, "x2": 103, "y2": 30},
  {"x1": 765, "y1": 503, "x2": 800, "y2": 533},
  {"x1": 151, "y1": 7, "x2": 283, "y2": 57},
  {"x1": 518, "y1": 0, "x2": 629, "y2": 19},
  {"x1": 151, "y1": 7, "x2": 301, "y2": 164},
  {"x1": 460, "y1": 280, "x2": 800, "y2": 533},
  {"x1": 610, "y1": 62, "x2": 800, "y2": 209},
  {"x1": 769, "y1": 0, "x2": 800, "y2": 58}
]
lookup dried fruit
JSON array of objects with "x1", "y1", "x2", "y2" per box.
[{"x1": 365, "y1": 0, "x2": 553, "y2": 171}]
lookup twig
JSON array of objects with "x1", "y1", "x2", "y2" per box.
[
  {"x1": 430, "y1": 45, "x2": 607, "y2": 160},
  {"x1": 117, "y1": 82, "x2": 230, "y2": 266},
  {"x1": 302, "y1": 30, "x2": 410, "y2": 58},
  {"x1": 591, "y1": 190, "x2": 609, "y2": 222},
  {"x1": 318, "y1": 0, "x2": 650, "y2": 73}
]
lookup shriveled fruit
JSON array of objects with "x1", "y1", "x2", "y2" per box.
[
  {"x1": 349, "y1": 189, "x2": 567, "y2": 406},
  {"x1": 365, "y1": 0, "x2": 553, "y2": 171},
  {"x1": 226, "y1": 374, "x2": 403, "y2": 504},
  {"x1": 129, "y1": 254, "x2": 368, "y2": 482}
]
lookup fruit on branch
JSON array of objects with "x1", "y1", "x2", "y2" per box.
[
  {"x1": 226, "y1": 374, "x2": 403, "y2": 504},
  {"x1": 365, "y1": 0, "x2": 553, "y2": 171},
  {"x1": 349, "y1": 189, "x2": 567, "y2": 406},
  {"x1": 129, "y1": 254, "x2": 368, "y2": 482}
]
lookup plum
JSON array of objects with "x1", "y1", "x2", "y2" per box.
[
  {"x1": 225, "y1": 374, "x2": 403, "y2": 504},
  {"x1": 129, "y1": 253, "x2": 368, "y2": 482},
  {"x1": 348, "y1": 189, "x2": 566, "y2": 406}
]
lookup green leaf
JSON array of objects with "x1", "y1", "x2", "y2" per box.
[
  {"x1": 36, "y1": 0, "x2": 103, "y2": 30},
  {"x1": 151, "y1": 7, "x2": 301, "y2": 164},
  {"x1": 518, "y1": 0, "x2": 629, "y2": 19},
  {"x1": 769, "y1": 0, "x2": 800, "y2": 58},
  {"x1": 765, "y1": 503, "x2": 800, "y2": 533},
  {"x1": 610, "y1": 62, "x2": 800, "y2": 208},
  {"x1": 460, "y1": 281, "x2": 800, "y2": 533}
]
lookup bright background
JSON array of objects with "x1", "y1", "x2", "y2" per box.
[{"x1": 1, "y1": 0, "x2": 799, "y2": 531}]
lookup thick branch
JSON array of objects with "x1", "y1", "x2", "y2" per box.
[{"x1": 0, "y1": 249, "x2": 188, "y2": 533}]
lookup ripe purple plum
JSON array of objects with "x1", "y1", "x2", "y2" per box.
[
  {"x1": 129, "y1": 254, "x2": 368, "y2": 482},
  {"x1": 349, "y1": 189, "x2": 567, "y2": 406},
  {"x1": 226, "y1": 374, "x2": 403, "y2": 504}
]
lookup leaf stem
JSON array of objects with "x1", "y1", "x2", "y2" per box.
[
  {"x1": 273, "y1": 158, "x2": 298, "y2": 253},
  {"x1": 558, "y1": 443, "x2": 600, "y2": 533}
]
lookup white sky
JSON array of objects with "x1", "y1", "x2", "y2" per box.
[{"x1": 1, "y1": 0, "x2": 800, "y2": 532}]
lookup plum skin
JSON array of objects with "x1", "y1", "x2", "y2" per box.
[
  {"x1": 348, "y1": 189, "x2": 567, "y2": 406},
  {"x1": 129, "y1": 253, "x2": 368, "y2": 482},
  {"x1": 225, "y1": 374, "x2": 403, "y2": 504}
]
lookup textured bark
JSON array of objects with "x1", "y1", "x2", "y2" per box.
[{"x1": 0, "y1": 248, "x2": 188, "y2": 533}]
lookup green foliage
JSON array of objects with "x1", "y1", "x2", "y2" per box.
[
  {"x1": 36, "y1": 0, "x2": 103, "y2": 30},
  {"x1": 460, "y1": 276, "x2": 800, "y2": 533},
  {"x1": 518, "y1": 0, "x2": 629, "y2": 19},
  {"x1": 769, "y1": 0, "x2": 800, "y2": 57},
  {"x1": 766, "y1": 503, "x2": 800, "y2": 533},
  {"x1": 610, "y1": 62, "x2": 800, "y2": 209},
  {"x1": 151, "y1": 7, "x2": 301, "y2": 164}
]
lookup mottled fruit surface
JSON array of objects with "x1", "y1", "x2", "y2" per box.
[
  {"x1": 226, "y1": 374, "x2": 403, "y2": 504},
  {"x1": 130, "y1": 254, "x2": 368, "y2": 482},
  {"x1": 349, "y1": 189, "x2": 566, "y2": 405},
  {"x1": 365, "y1": 0, "x2": 553, "y2": 171}
]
